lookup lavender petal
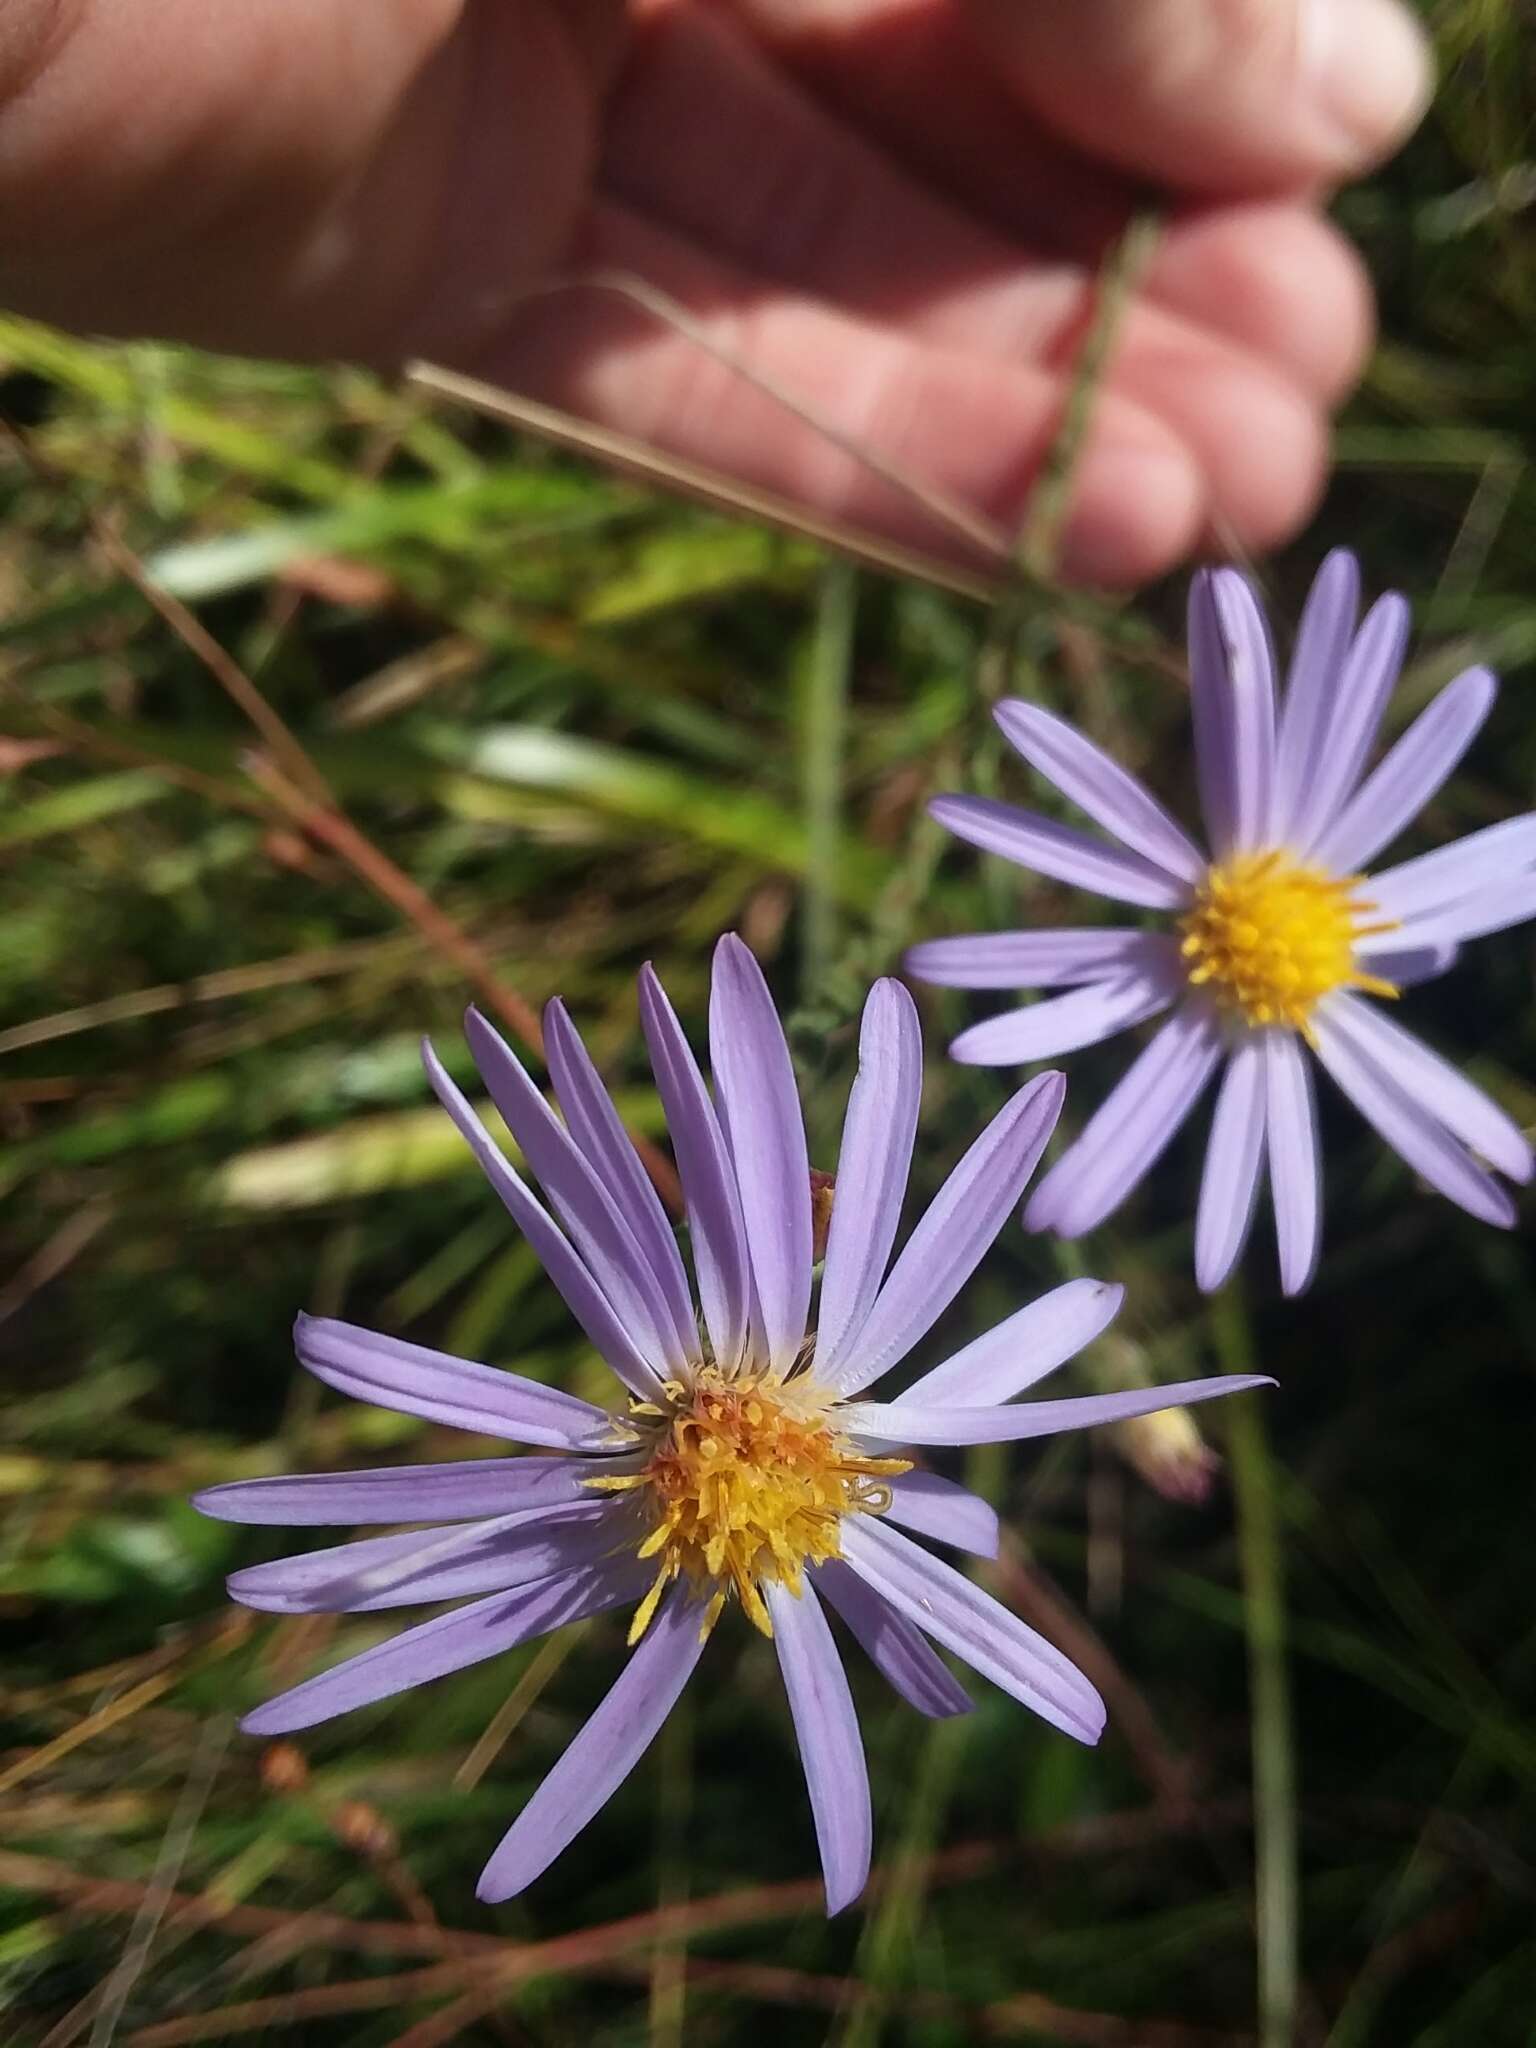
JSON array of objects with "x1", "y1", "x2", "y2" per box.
[
  {"x1": 1273, "y1": 549, "x2": 1360, "y2": 843},
  {"x1": 827, "y1": 1071, "x2": 1065, "y2": 1397},
  {"x1": 765, "y1": 1579, "x2": 872, "y2": 1916},
  {"x1": 1312, "y1": 1004, "x2": 1518, "y2": 1227},
  {"x1": 544, "y1": 998, "x2": 698, "y2": 1368},
  {"x1": 949, "y1": 972, "x2": 1177, "y2": 1068},
  {"x1": 928, "y1": 795, "x2": 1189, "y2": 910},
  {"x1": 1363, "y1": 815, "x2": 1536, "y2": 928},
  {"x1": 1194, "y1": 1036, "x2": 1268, "y2": 1293},
  {"x1": 1290, "y1": 593, "x2": 1411, "y2": 853},
  {"x1": 814, "y1": 980, "x2": 921, "y2": 1384},
  {"x1": 476, "y1": 1584, "x2": 707, "y2": 1902},
  {"x1": 1365, "y1": 873, "x2": 1536, "y2": 951},
  {"x1": 1361, "y1": 942, "x2": 1458, "y2": 988},
  {"x1": 905, "y1": 927, "x2": 1170, "y2": 991},
  {"x1": 709, "y1": 936, "x2": 813, "y2": 1378},
  {"x1": 462, "y1": 1007, "x2": 692, "y2": 1376},
  {"x1": 1263, "y1": 1031, "x2": 1322, "y2": 1297},
  {"x1": 1314, "y1": 666, "x2": 1498, "y2": 876},
  {"x1": 241, "y1": 1559, "x2": 649, "y2": 1736},
  {"x1": 993, "y1": 699, "x2": 1206, "y2": 884},
  {"x1": 1321, "y1": 994, "x2": 1532, "y2": 1184},
  {"x1": 1208, "y1": 571, "x2": 1277, "y2": 851},
  {"x1": 1188, "y1": 569, "x2": 1237, "y2": 857},
  {"x1": 898, "y1": 1278, "x2": 1123, "y2": 1408},
  {"x1": 638, "y1": 964, "x2": 752, "y2": 1374},
  {"x1": 194, "y1": 1454, "x2": 591, "y2": 1527},
  {"x1": 423, "y1": 1043, "x2": 665, "y2": 1402},
  {"x1": 816, "y1": 1560, "x2": 973, "y2": 1718},
  {"x1": 294, "y1": 1315, "x2": 613, "y2": 1451},
  {"x1": 845, "y1": 1374, "x2": 1272, "y2": 1448},
  {"x1": 464, "y1": 1009, "x2": 685, "y2": 1379},
  {"x1": 1024, "y1": 1004, "x2": 1223, "y2": 1239},
  {"x1": 840, "y1": 1518, "x2": 1104, "y2": 1744},
  {"x1": 227, "y1": 1501, "x2": 623, "y2": 1615},
  {"x1": 884, "y1": 1471, "x2": 999, "y2": 1559}
]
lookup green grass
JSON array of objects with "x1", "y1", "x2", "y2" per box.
[{"x1": 4, "y1": 6, "x2": 1536, "y2": 2043}]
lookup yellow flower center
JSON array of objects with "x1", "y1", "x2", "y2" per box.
[
  {"x1": 1179, "y1": 850, "x2": 1400, "y2": 1035},
  {"x1": 589, "y1": 1367, "x2": 908, "y2": 1644}
]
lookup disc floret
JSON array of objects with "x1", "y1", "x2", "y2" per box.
[
  {"x1": 590, "y1": 1366, "x2": 909, "y2": 1642},
  {"x1": 1179, "y1": 849, "x2": 1399, "y2": 1035}
]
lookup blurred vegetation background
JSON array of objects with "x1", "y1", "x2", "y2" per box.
[{"x1": 2, "y1": 4, "x2": 1534, "y2": 2043}]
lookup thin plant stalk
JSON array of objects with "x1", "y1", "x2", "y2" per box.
[
  {"x1": 1213, "y1": 1286, "x2": 1299, "y2": 2048},
  {"x1": 801, "y1": 562, "x2": 857, "y2": 991},
  {"x1": 1015, "y1": 210, "x2": 1161, "y2": 584},
  {"x1": 648, "y1": 1691, "x2": 694, "y2": 2048}
]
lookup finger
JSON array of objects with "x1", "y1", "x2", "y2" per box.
[
  {"x1": 608, "y1": 5, "x2": 1327, "y2": 555},
  {"x1": 711, "y1": 0, "x2": 1144, "y2": 257},
  {"x1": 715, "y1": 0, "x2": 1374, "y2": 399},
  {"x1": 961, "y1": 0, "x2": 1432, "y2": 195},
  {"x1": 477, "y1": 199, "x2": 1207, "y2": 588},
  {"x1": 1145, "y1": 203, "x2": 1372, "y2": 407},
  {"x1": 0, "y1": 0, "x2": 618, "y2": 360},
  {"x1": 722, "y1": 0, "x2": 1429, "y2": 199}
]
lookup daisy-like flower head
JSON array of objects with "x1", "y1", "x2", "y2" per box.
[
  {"x1": 196, "y1": 937, "x2": 1263, "y2": 1912},
  {"x1": 910, "y1": 552, "x2": 1536, "y2": 1294}
]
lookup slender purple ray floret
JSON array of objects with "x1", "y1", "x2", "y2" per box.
[
  {"x1": 196, "y1": 939, "x2": 1266, "y2": 1911},
  {"x1": 910, "y1": 552, "x2": 1536, "y2": 1293}
]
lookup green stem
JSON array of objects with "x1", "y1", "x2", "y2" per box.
[
  {"x1": 1212, "y1": 1286, "x2": 1298, "y2": 2048},
  {"x1": 800, "y1": 561, "x2": 856, "y2": 991},
  {"x1": 837, "y1": 1441, "x2": 996, "y2": 2048},
  {"x1": 648, "y1": 1689, "x2": 693, "y2": 2048},
  {"x1": 1015, "y1": 209, "x2": 1161, "y2": 584}
]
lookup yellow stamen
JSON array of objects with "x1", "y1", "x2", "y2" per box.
[
  {"x1": 627, "y1": 1568, "x2": 669, "y2": 1646},
  {"x1": 1179, "y1": 849, "x2": 1400, "y2": 1034},
  {"x1": 612, "y1": 1365, "x2": 909, "y2": 1644}
]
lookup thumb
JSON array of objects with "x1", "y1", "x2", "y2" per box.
[{"x1": 961, "y1": 0, "x2": 1432, "y2": 194}]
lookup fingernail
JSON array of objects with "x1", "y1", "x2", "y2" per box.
[{"x1": 1304, "y1": 0, "x2": 1434, "y2": 168}]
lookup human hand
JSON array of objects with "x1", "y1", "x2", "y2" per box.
[{"x1": 0, "y1": 0, "x2": 1430, "y2": 585}]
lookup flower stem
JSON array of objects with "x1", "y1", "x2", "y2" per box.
[
  {"x1": 648, "y1": 1688, "x2": 693, "y2": 2048},
  {"x1": 799, "y1": 560, "x2": 856, "y2": 992},
  {"x1": 1015, "y1": 209, "x2": 1160, "y2": 583},
  {"x1": 1212, "y1": 1285, "x2": 1298, "y2": 2048}
]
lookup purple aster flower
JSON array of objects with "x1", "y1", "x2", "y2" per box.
[
  {"x1": 196, "y1": 937, "x2": 1263, "y2": 1912},
  {"x1": 910, "y1": 552, "x2": 1536, "y2": 1294}
]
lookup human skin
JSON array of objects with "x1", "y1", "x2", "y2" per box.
[{"x1": 0, "y1": 0, "x2": 1431, "y2": 586}]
